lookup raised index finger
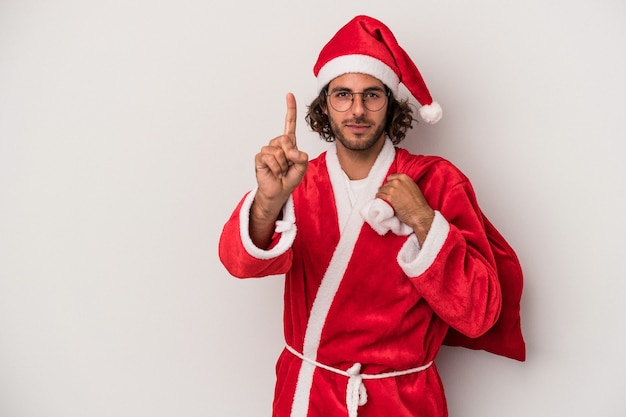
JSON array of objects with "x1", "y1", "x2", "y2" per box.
[{"x1": 283, "y1": 92, "x2": 297, "y2": 147}]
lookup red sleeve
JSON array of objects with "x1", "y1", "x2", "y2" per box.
[
  {"x1": 218, "y1": 192, "x2": 293, "y2": 279},
  {"x1": 409, "y1": 170, "x2": 502, "y2": 339}
]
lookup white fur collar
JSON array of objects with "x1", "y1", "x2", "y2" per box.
[{"x1": 325, "y1": 138, "x2": 396, "y2": 233}]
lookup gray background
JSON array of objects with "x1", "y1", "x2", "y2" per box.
[{"x1": 1, "y1": 0, "x2": 625, "y2": 416}]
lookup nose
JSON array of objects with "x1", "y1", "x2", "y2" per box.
[{"x1": 350, "y1": 94, "x2": 367, "y2": 116}]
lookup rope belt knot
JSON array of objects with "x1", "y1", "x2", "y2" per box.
[
  {"x1": 346, "y1": 363, "x2": 367, "y2": 416},
  {"x1": 286, "y1": 344, "x2": 433, "y2": 417}
]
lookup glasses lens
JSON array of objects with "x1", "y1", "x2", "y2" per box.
[
  {"x1": 329, "y1": 92, "x2": 352, "y2": 112},
  {"x1": 363, "y1": 91, "x2": 387, "y2": 112}
]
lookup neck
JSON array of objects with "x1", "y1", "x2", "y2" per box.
[{"x1": 336, "y1": 136, "x2": 386, "y2": 180}]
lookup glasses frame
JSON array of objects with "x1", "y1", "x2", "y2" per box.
[{"x1": 325, "y1": 88, "x2": 390, "y2": 113}]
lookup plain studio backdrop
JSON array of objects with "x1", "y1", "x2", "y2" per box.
[{"x1": 1, "y1": 1, "x2": 625, "y2": 416}]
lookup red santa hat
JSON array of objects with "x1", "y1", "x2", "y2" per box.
[{"x1": 314, "y1": 15, "x2": 443, "y2": 124}]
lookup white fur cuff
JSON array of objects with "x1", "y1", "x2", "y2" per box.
[
  {"x1": 397, "y1": 211, "x2": 449, "y2": 277},
  {"x1": 238, "y1": 187, "x2": 297, "y2": 260}
]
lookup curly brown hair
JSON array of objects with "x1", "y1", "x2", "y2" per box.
[{"x1": 305, "y1": 86, "x2": 415, "y2": 145}]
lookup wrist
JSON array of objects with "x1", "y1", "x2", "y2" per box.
[
  {"x1": 249, "y1": 193, "x2": 287, "y2": 250},
  {"x1": 251, "y1": 195, "x2": 283, "y2": 224},
  {"x1": 408, "y1": 209, "x2": 435, "y2": 245}
]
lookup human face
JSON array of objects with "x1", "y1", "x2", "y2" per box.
[{"x1": 324, "y1": 73, "x2": 388, "y2": 153}]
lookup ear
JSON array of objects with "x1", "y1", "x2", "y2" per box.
[
  {"x1": 321, "y1": 84, "x2": 330, "y2": 116},
  {"x1": 320, "y1": 97, "x2": 329, "y2": 116}
]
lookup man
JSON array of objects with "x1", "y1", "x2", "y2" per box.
[{"x1": 219, "y1": 15, "x2": 523, "y2": 417}]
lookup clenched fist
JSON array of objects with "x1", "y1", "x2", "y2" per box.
[{"x1": 377, "y1": 173, "x2": 434, "y2": 245}]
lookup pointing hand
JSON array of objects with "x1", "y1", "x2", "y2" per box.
[
  {"x1": 254, "y1": 93, "x2": 309, "y2": 204},
  {"x1": 249, "y1": 93, "x2": 308, "y2": 247}
]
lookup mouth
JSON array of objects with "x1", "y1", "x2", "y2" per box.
[{"x1": 344, "y1": 122, "x2": 371, "y2": 133}]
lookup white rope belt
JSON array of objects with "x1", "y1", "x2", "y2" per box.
[{"x1": 286, "y1": 344, "x2": 433, "y2": 417}]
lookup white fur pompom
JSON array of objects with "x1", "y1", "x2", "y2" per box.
[{"x1": 418, "y1": 101, "x2": 443, "y2": 124}]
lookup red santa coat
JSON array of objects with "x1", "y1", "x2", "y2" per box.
[{"x1": 219, "y1": 139, "x2": 503, "y2": 417}]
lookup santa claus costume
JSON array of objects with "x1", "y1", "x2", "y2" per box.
[{"x1": 219, "y1": 15, "x2": 525, "y2": 417}]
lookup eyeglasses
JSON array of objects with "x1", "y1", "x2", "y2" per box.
[{"x1": 325, "y1": 89, "x2": 390, "y2": 112}]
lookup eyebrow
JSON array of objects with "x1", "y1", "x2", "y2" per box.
[{"x1": 328, "y1": 85, "x2": 386, "y2": 93}]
